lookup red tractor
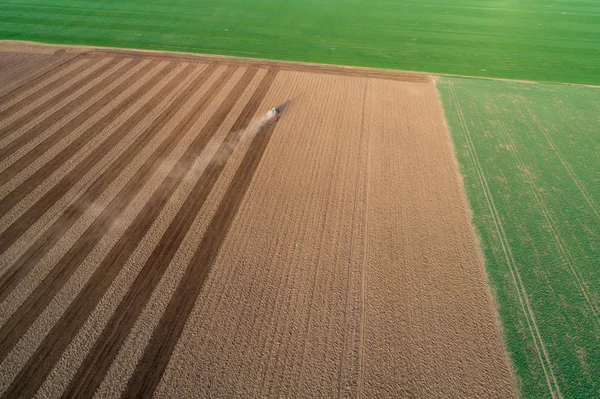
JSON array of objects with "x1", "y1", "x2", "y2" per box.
[{"x1": 267, "y1": 107, "x2": 280, "y2": 122}]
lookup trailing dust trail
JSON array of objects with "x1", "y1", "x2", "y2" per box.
[{"x1": 204, "y1": 114, "x2": 270, "y2": 167}]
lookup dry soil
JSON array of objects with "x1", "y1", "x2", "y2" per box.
[{"x1": 0, "y1": 42, "x2": 516, "y2": 398}]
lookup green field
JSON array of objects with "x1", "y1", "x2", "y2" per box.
[
  {"x1": 438, "y1": 77, "x2": 600, "y2": 398},
  {"x1": 1, "y1": 0, "x2": 599, "y2": 85}
]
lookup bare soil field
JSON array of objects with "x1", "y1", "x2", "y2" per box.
[{"x1": 0, "y1": 43, "x2": 516, "y2": 398}]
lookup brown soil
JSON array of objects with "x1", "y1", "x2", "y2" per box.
[
  {"x1": 0, "y1": 43, "x2": 81, "y2": 98},
  {"x1": 0, "y1": 43, "x2": 516, "y2": 398}
]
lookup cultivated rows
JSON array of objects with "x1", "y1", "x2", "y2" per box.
[{"x1": 0, "y1": 45, "x2": 515, "y2": 397}]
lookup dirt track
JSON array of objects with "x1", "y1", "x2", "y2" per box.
[{"x1": 0, "y1": 43, "x2": 516, "y2": 397}]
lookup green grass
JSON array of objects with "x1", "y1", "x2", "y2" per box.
[
  {"x1": 1, "y1": 0, "x2": 599, "y2": 85},
  {"x1": 437, "y1": 77, "x2": 600, "y2": 398}
]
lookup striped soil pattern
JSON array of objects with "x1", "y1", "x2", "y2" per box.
[
  {"x1": 0, "y1": 44, "x2": 516, "y2": 398},
  {"x1": 0, "y1": 47, "x2": 76, "y2": 99}
]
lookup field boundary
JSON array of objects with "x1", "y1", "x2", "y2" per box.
[
  {"x1": 5, "y1": 40, "x2": 600, "y2": 89},
  {"x1": 0, "y1": 40, "x2": 432, "y2": 83}
]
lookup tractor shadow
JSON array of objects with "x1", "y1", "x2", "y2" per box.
[{"x1": 275, "y1": 99, "x2": 292, "y2": 115}]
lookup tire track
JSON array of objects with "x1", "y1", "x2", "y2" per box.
[
  {"x1": 517, "y1": 92, "x2": 600, "y2": 222},
  {"x1": 550, "y1": 97, "x2": 597, "y2": 146},
  {"x1": 448, "y1": 82, "x2": 562, "y2": 399},
  {"x1": 488, "y1": 95, "x2": 600, "y2": 323},
  {"x1": 120, "y1": 68, "x2": 278, "y2": 399},
  {"x1": 357, "y1": 78, "x2": 371, "y2": 399}
]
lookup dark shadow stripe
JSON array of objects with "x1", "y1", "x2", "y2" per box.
[
  {"x1": 0, "y1": 59, "x2": 159, "y2": 214},
  {"x1": 61, "y1": 68, "x2": 277, "y2": 399},
  {"x1": 0, "y1": 58, "x2": 143, "y2": 186},
  {"x1": 0, "y1": 59, "x2": 147, "y2": 191},
  {"x1": 123, "y1": 70, "x2": 280, "y2": 398},
  {"x1": 0, "y1": 53, "x2": 82, "y2": 101},
  {"x1": 0, "y1": 57, "x2": 94, "y2": 123},
  {"x1": 0, "y1": 62, "x2": 187, "y2": 301},
  {"x1": 0, "y1": 63, "x2": 229, "y2": 355},
  {"x1": 1, "y1": 64, "x2": 248, "y2": 399},
  {"x1": 0, "y1": 58, "x2": 120, "y2": 140},
  {"x1": 0, "y1": 63, "x2": 223, "y2": 373}
]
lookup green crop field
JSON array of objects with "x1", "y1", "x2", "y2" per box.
[
  {"x1": 438, "y1": 77, "x2": 600, "y2": 398},
  {"x1": 1, "y1": 0, "x2": 599, "y2": 85}
]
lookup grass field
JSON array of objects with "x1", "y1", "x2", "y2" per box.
[
  {"x1": 438, "y1": 77, "x2": 600, "y2": 398},
  {"x1": 1, "y1": 0, "x2": 599, "y2": 85}
]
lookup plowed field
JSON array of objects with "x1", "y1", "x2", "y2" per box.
[{"x1": 0, "y1": 43, "x2": 516, "y2": 397}]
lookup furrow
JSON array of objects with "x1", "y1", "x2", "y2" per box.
[
  {"x1": 0, "y1": 62, "x2": 205, "y2": 395},
  {"x1": 0, "y1": 58, "x2": 140, "y2": 184},
  {"x1": 155, "y1": 71, "x2": 316, "y2": 398},
  {"x1": 0, "y1": 55, "x2": 86, "y2": 108},
  {"x1": 59, "y1": 66, "x2": 262, "y2": 398},
  {"x1": 0, "y1": 59, "x2": 150, "y2": 201},
  {"x1": 0, "y1": 57, "x2": 95, "y2": 122},
  {"x1": 0, "y1": 57, "x2": 116, "y2": 138},
  {"x1": 0, "y1": 59, "x2": 152, "y2": 196},
  {"x1": 0, "y1": 61, "x2": 183, "y2": 320},
  {"x1": 0, "y1": 61, "x2": 186, "y2": 300},
  {"x1": 0, "y1": 63, "x2": 232, "y2": 397},
  {"x1": 91, "y1": 68, "x2": 269, "y2": 399},
  {"x1": 120, "y1": 68, "x2": 278, "y2": 399}
]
